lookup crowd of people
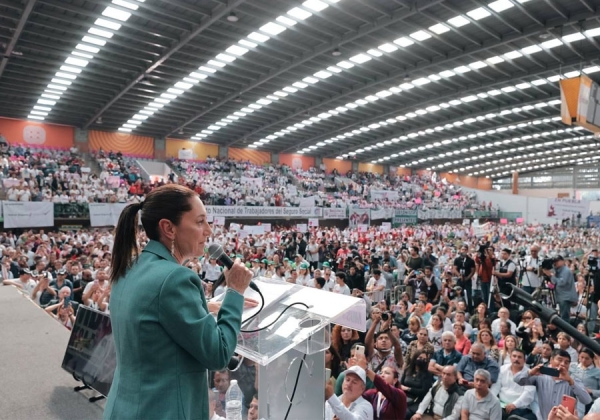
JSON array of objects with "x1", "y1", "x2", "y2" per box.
[{"x1": 3, "y1": 218, "x2": 600, "y2": 419}]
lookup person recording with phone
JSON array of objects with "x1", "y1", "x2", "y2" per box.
[
  {"x1": 453, "y1": 245, "x2": 475, "y2": 311},
  {"x1": 514, "y1": 349, "x2": 592, "y2": 420},
  {"x1": 522, "y1": 245, "x2": 542, "y2": 295},
  {"x1": 103, "y1": 185, "x2": 255, "y2": 420}
]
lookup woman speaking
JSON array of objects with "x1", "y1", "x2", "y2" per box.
[{"x1": 104, "y1": 184, "x2": 253, "y2": 420}]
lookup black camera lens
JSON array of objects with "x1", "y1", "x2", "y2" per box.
[{"x1": 381, "y1": 312, "x2": 389, "y2": 321}]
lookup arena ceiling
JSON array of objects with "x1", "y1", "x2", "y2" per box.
[{"x1": 1, "y1": 0, "x2": 600, "y2": 179}]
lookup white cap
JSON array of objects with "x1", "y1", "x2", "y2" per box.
[{"x1": 344, "y1": 366, "x2": 366, "y2": 384}]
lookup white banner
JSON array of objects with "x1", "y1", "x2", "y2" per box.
[
  {"x1": 178, "y1": 149, "x2": 193, "y2": 160},
  {"x1": 349, "y1": 208, "x2": 370, "y2": 228},
  {"x1": 547, "y1": 198, "x2": 589, "y2": 219},
  {"x1": 323, "y1": 207, "x2": 346, "y2": 219},
  {"x1": 369, "y1": 190, "x2": 399, "y2": 201},
  {"x1": 418, "y1": 208, "x2": 463, "y2": 220},
  {"x1": 89, "y1": 203, "x2": 128, "y2": 227},
  {"x1": 299, "y1": 196, "x2": 315, "y2": 208},
  {"x1": 288, "y1": 185, "x2": 297, "y2": 196},
  {"x1": 296, "y1": 223, "x2": 308, "y2": 233},
  {"x1": 370, "y1": 208, "x2": 394, "y2": 220},
  {"x1": 212, "y1": 216, "x2": 225, "y2": 226},
  {"x1": 472, "y1": 222, "x2": 492, "y2": 238},
  {"x1": 381, "y1": 222, "x2": 391, "y2": 232},
  {"x1": 240, "y1": 176, "x2": 263, "y2": 188},
  {"x1": 262, "y1": 223, "x2": 271, "y2": 232},
  {"x1": 205, "y1": 206, "x2": 322, "y2": 218},
  {"x1": 3, "y1": 201, "x2": 54, "y2": 228},
  {"x1": 243, "y1": 225, "x2": 265, "y2": 235},
  {"x1": 358, "y1": 224, "x2": 368, "y2": 232},
  {"x1": 308, "y1": 218, "x2": 319, "y2": 227}
]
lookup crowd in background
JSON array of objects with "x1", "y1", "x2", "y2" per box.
[{"x1": 3, "y1": 220, "x2": 600, "y2": 419}]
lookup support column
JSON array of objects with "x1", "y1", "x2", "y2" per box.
[
  {"x1": 351, "y1": 160, "x2": 359, "y2": 172},
  {"x1": 154, "y1": 137, "x2": 165, "y2": 160},
  {"x1": 512, "y1": 171, "x2": 519, "y2": 194},
  {"x1": 74, "y1": 128, "x2": 88, "y2": 153},
  {"x1": 315, "y1": 156, "x2": 323, "y2": 169},
  {"x1": 271, "y1": 153, "x2": 279, "y2": 165},
  {"x1": 218, "y1": 146, "x2": 228, "y2": 159}
]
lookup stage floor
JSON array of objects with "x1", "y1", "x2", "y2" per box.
[{"x1": 0, "y1": 286, "x2": 104, "y2": 420}]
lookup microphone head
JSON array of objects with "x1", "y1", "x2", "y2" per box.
[{"x1": 208, "y1": 244, "x2": 224, "y2": 260}]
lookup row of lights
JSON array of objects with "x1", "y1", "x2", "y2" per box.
[
  {"x1": 205, "y1": 0, "x2": 538, "y2": 145},
  {"x1": 437, "y1": 132, "x2": 589, "y2": 172},
  {"x1": 258, "y1": 32, "x2": 600, "y2": 154},
  {"x1": 118, "y1": 0, "x2": 341, "y2": 133},
  {"x1": 27, "y1": 0, "x2": 144, "y2": 121}
]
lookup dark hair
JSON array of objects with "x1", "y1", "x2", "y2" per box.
[
  {"x1": 336, "y1": 272, "x2": 346, "y2": 282},
  {"x1": 511, "y1": 348, "x2": 526, "y2": 358},
  {"x1": 580, "y1": 348, "x2": 595, "y2": 363},
  {"x1": 110, "y1": 184, "x2": 195, "y2": 282},
  {"x1": 552, "y1": 349, "x2": 571, "y2": 362},
  {"x1": 315, "y1": 277, "x2": 326, "y2": 288}
]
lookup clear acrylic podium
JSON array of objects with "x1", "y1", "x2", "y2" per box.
[{"x1": 235, "y1": 278, "x2": 366, "y2": 420}]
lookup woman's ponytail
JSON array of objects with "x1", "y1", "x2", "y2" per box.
[{"x1": 110, "y1": 202, "x2": 142, "y2": 282}]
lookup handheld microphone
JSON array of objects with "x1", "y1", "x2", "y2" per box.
[{"x1": 208, "y1": 244, "x2": 259, "y2": 293}]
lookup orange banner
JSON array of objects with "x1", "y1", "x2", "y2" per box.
[
  {"x1": 89, "y1": 130, "x2": 154, "y2": 158},
  {"x1": 358, "y1": 162, "x2": 383, "y2": 174},
  {"x1": 279, "y1": 153, "x2": 315, "y2": 171},
  {"x1": 228, "y1": 148, "x2": 270, "y2": 165},
  {"x1": 165, "y1": 139, "x2": 219, "y2": 160},
  {"x1": 323, "y1": 158, "x2": 351, "y2": 174},
  {"x1": 0, "y1": 117, "x2": 73, "y2": 149}
]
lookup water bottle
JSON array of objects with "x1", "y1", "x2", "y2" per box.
[{"x1": 225, "y1": 379, "x2": 243, "y2": 420}]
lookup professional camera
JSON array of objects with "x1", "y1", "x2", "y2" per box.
[
  {"x1": 518, "y1": 250, "x2": 527, "y2": 259},
  {"x1": 381, "y1": 312, "x2": 391, "y2": 321},
  {"x1": 588, "y1": 255, "x2": 598, "y2": 271},
  {"x1": 477, "y1": 242, "x2": 490, "y2": 258},
  {"x1": 541, "y1": 258, "x2": 556, "y2": 270}
]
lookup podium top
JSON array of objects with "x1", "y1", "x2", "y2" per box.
[{"x1": 213, "y1": 278, "x2": 366, "y2": 366}]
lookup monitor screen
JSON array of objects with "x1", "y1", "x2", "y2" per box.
[{"x1": 61, "y1": 306, "x2": 116, "y2": 397}]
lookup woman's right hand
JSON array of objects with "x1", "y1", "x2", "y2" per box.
[{"x1": 224, "y1": 258, "x2": 253, "y2": 295}]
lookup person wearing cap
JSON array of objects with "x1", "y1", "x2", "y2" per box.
[
  {"x1": 50, "y1": 269, "x2": 72, "y2": 293},
  {"x1": 325, "y1": 365, "x2": 373, "y2": 420},
  {"x1": 3, "y1": 268, "x2": 36, "y2": 296},
  {"x1": 542, "y1": 255, "x2": 578, "y2": 322},
  {"x1": 202, "y1": 254, "x2": 222, "y2": 283},
  {"x1": 296, "y1": 262, "x2": 311, "y2": 286}
]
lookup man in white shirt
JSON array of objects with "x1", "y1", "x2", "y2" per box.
[
  {"x1": 325, "y1": 366, "x2": 373, "y2": 420},
  {"x1": 490, "y1": 349, "x2": 537, "y2": 420},
  {"x1": 412, "y1": 365, "x2": 463, "y2": 420},
  {"x1": 366, "y1": 269, "x2": 386, "y2": 302},
  {"x1": 491, "y1": 307, "x2": 517, "y2": 336},
  {"x1": 333, "y1": 272, "x2": 351, "y2": 295},
  {"x1": 2, "y1": 268, "x2": 36, "y2": 296}
]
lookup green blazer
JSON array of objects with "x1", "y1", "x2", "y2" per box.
[{"x1": 104, "y1": 240, "x2": 244, "y2": 420}]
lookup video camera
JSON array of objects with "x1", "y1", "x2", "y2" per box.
[
  {"x1": 541, "y1": 257, "x2": 556, "y2": 271},
  {"x1": 588, "y1": 255, "x2": 598, "y2": 271},
  {"x1": 477, "y1": 241, "x2": 490, "y2": 259}
]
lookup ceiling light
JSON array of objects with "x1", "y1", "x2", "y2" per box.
[
  {"x1": 337, "y1": 60, "x2": 354, "y2": 69},
  {"x1": 470, "y1": 61, "x2": 487, "y2": 69},
  {"x1": 489, "y1": 0, "x2": 513, "y2": 12},
  {"x1": 76, "y1": 43, "x2": 100, "y2": 53},
  {"x1": 454, "y1": 66, "x2": 471, "y2": 73},
  {"x1": 175, "y1": 82, "x2": 193, "y2": 90},
  {"x1": 65, "y1": 57, "x2": 89, "y2": 67},
  {"x1": 504, "y1": 51, "x2": 522, "y2": 59},
  {"x1": 377, "y1": 43, "x2": 398, "y2": 53},
  {"x1": 439, "y1": 70, "x2": 455, "y2": 78},
  {"x1": 521, "y1": 45, "x2": 542, "y2": 54},
  {"x1": 72, "y1": 51, "x2": 94, "y2": 59},
  {"x1": 102, "y1": 6, "x2": 131, "y2": 21},
  {"x1": 563, "y1": 32, "x2": 585, "y2": 42},
  {"x1": 82, "y1": 36, "x2": 106, "y2": 46},
  {"x1": 55, "y1": 71, "x2": 77, "y2": 80},
  {"x1": 367, "y1": 49, "x2": 383, "y2": 57},
  {"x1": 327, "y1": 66, "x2": 342, "y2": 73},
  {"x1": 112, "y1": 0, "x2": 138, "y2": 10},
  {"x1": 302, "y1": 0, "x2": 328, "y2": 12},
  {"x1": 89, "y1": 28, "x2": 114, "y2": 40},
  {"x1": 239, "y1": 39, "x2": 257, "y2": 48},
  {"x1": 412, "y1": 77, "x2": 430, "y2": 86},
  {"x1": 215, "y1": 53, "x2": 236, "y2": 63},
  {"x1": 531, "y1": 79, "x2": 547, "y2": 85},
  {"x1": 314, "y1": 70, "x2": 332, "y2": 79},
  {"x1": 541, "y1": 39, "x2": 563, "y2": 49},
  {"x1": 207, "y1": 60, "x2": 226, "y2": 68},
  {"x1": 393, "y1": 37, "x2": 414, "y2": 47},
  {"x1": 429, "y1": 23, "x2": 450, "y2": 34},
  {"x1": 276, "y1": 15, "x2": 297, "y2": 26},
  {"x1": 349, "y1": 53, "x2": 371, "y2": 63},
  {"x1": 399, "y1": 82, "x2": 414, "y2": 90},
  {"x1": 584, "y1": 27, "x2": 600, "y2": 37},
  {"x1": 292, "y1": 81, "x2": 308, "y2": 89},
  {"x1": 447, "y1": 15, "x2": 470, "y2": 27},
  {"x1": 564, "y1": 70, "x2": 580, "y2": 78},
  {"x1": 247, "y1": 32, "x2": 270, "y2": 42},
  {"x1": 226, "y1": 45, "x2": 248, "y2": 56},
  {"x1": 410, "y1": 30, "x2": 431, "y2": 41},
  {"x1": 283, "y1": 86, "x2": 298, "y2": 93},
  {"x1": 288, "y1": 7, "x2": 312, "y2": 20},
  {"x1": 260, "y1": 22, "x2": 286, "y2": 35},
  {"x1": 227, "y1": 12, "x2": 239, "y2": 22},
  {"x1": 467, "y1": 7, "x2": 491, "y2": 20},
  {"x1": 94, "y1": 18, "x2": 121, "y2": 31},
  {"x1": 188, "y1": 72, "x2": 207, "y2": 80}
]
